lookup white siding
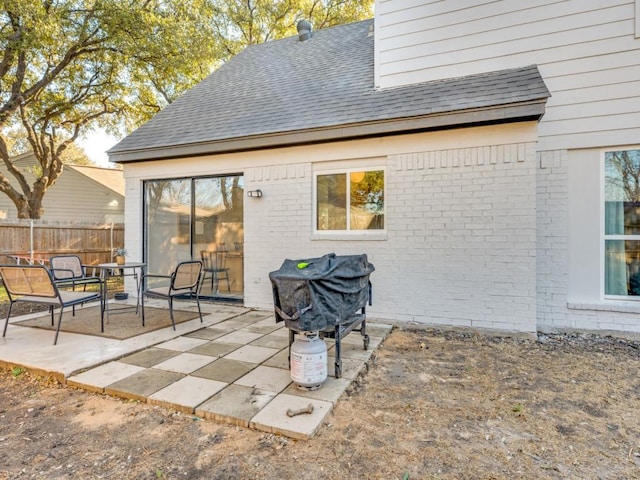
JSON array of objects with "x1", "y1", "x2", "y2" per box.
[
  {"x1": 0, "y1": 163, "x2": 123, "y2": 223},
  {"x1": 41, "y1": 169, "x2": 123, "y2": 223},
  {"x1": 375, "y1": 0, "x2": 640, "y2": 151}
]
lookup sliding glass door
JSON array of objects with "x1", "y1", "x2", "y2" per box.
[{"x1": 144, "y1": 174, "x2": 244, "y2": 301}]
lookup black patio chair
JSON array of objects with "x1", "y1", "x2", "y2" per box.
[
  {"x1": 0, "y1": 264, "x2": 103, "y2": 345},
  {"x1": 141, "y1": 260, "x2": 203, "y2": 330},
  {"x1": 50, "y1": 254, "x2": 102, "y2": 315},
  {"x1": 50, "y1": 255, "x2": 101, "y2": 290},
  {"x1": 199, "y1": 247, "x2": 230, "y2": 295}
]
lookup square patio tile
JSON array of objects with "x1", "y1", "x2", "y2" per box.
[
  {"x1": 262, "y1": 348, "x2": 290, "y2": 370},
  {"x1": 337, "y1": 332, "x2": 369, "y2": 346},
  {"x1": 245, "y1": 324, "x2": 282, "y2": 335},
  {"x1": 155, "y1": 336, "x2": 209, "y2": 352},
  {"x1": 234, "y1": 311, "x2": 273, "y2": 323},
  {"x1": 224, "y1": 345, "x2": 279, "y2": 364},
  {"x1": 366, "y1": 322, "x2": 393, "y2": 337},
  {"x1": 183, "y1": 327, "x2": 230, "y2": 340},
  {"x1": 214, "y1": 319, "x2": 249, "y2": 331},
  {"x1": 196, "y1": 384, "x2": 275, "y2": 427},
  {"x1": 216, "y1": 330, "x2": 263, "y2": 344},
  {"x1": 67, "y1": 362, "x2": 145, "y2": 392},
  {"x1": 252, "y1": 316, "x2": 278, "y2": 328},
  {"x1": 153, "y1": 352, "x2": 216, "y2": 374},
  {"x1": 250, "y1": 393, "x2": 333, "y2": 440},
  {"x1": 191, "y1": 358, "x2": 256, "y2": 383},
  {"x1": 283, "y1": 375, "x2": 351, "y2": 404},
  {"x1": 249, "y1": 333, "x2": 289, "y2": 349},
  {"x1": 105, "y1": 369, "x2": 184, "y2": 401},
  {"x1": 187, "y1": 341, "x2": 242, "y2": 357},
  {"x1": 268, "y1": 327, "x2": 289, "y2": 338},
  {"x1": 326, "y1": 355, "x2": 367, "y2": 380},
  {"x1": 332, "y1": 342, "x2": 374, "y2": 362},
  {"x1": 234, "y1": 365, "x2": 292, "y2": 393},
  {"x1": 367, "y1": 334, "x2": 386, "y2": 350},
  {"x1": 148, "y1": 376, "x2": 227, "y2": 413},
  {"x1": 118, "y1": 348, "x2": 181, "y2": 368}
]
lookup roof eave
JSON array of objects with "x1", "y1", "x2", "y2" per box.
[{"x1": 108, "y1": 99, "x2": 547, "y2": 163}]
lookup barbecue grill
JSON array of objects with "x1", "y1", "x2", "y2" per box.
[{"x1": 269, "y1": 253, "x2": 374, "y2": 378}]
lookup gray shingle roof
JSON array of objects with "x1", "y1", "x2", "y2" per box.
[{"x1": 109, "y1": 19, "x2": 549, "y2": 162}]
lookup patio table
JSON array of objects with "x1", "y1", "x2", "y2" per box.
[{"x1": 97, "y1": 262, "x2": 145, "y2": 323}]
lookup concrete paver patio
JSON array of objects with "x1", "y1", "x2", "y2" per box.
[{"x1": 0, "y1": 299, "x2": 391, "y2": 439}]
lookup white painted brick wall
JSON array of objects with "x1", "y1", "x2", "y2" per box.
[
  {"x1": 123, "y1": 176, "x2": 142, "y2": 296},
  {"x1": 380, "y1": 143, "x2": 538, "y2": 332},
  {"x1": 244, "y1": 142, "x2": 539, "y2": 333},
  {"x1": 244, "y1": 164, "x2": 314, "y2": 305},
  {"x1": 536, "y1": 150, "x2": 569, "y2": 328}
]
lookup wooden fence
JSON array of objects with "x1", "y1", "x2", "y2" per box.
[{"x1": 0, "y1": 220, "x2": 124, "y2": 266}]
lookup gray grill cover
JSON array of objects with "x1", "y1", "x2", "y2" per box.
[{"x1": 269, "y1": 253, "x2": 374, "y2": 331}]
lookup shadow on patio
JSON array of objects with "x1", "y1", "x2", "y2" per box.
[{"x1": 0, "y1": 298, "x2": 391, "y2": 439}]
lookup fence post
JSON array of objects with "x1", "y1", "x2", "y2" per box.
[{"x1": 29, "y1": 219, "x2": 34, "y2": 264}]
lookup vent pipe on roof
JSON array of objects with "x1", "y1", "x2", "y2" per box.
[{"x1": 297, "y1": 20, "x2": 312, "y2": 41}]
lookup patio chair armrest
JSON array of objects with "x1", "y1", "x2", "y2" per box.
[
  {"x1": 50, "y1": 267, "x2": 75, "y2": 280},
  {"x1": 142, "y1": 274, "x2": 171, "y2": 279},
  {"x1": 141, "y1": 273, "x2": 171, "y2": 291}
]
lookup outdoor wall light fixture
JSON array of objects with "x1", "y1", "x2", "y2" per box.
[{"x1": 247, "y1": 189, "x2": 263, "y2": 198}]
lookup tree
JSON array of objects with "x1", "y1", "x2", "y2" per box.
[
  {"x1": 0, "y1": 0, "x2": 220, "y2": 218},
  {"x1": 606, "y1": 150, "x2": 640, "y2": 202},
  {"x1": 210, "y1": 0, "x2": 373, "y2": 57},
  {"x1": 0, "y1": 0, "x2": 373, "y2": 219},
  {"x1": 60, "y1": 142, "x2": 93, "y2": 166}
]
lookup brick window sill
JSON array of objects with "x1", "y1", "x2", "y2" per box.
[{"x1": 568, "y1": 301, "x2": 640, "y2": 314}]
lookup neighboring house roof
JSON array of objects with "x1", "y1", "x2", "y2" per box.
[
  {"x1": 69, "y1": 165, "x2": 125, "y2": 197},
  {"x1": 109, "y1": 19, "x2": 550, "y2": 163},
  {"x1": 4, "y1": 153, "x2": 124, "y2": 197}
]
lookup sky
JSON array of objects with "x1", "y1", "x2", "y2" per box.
[{"x1": 77, "y1": 130, "x2": 120, "y2": 168}]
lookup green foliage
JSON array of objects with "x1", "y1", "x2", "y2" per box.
[
  {"x1": 0, "y1": 0, "x2": 373, "y2": 218},
  {"x1": 210, "y1": 0, "x2": 374, "y2": 57},
  {"x1": 61, "y1": 143, "x2": 94, "y2": 166},
  {"x1": 11, "y1": 366, "x2": 24, "y2": 378},
  {"x1": 351, "y1": 170, "x2": 384, "y2": 214}
]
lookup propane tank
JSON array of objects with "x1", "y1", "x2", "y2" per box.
[{"x1": 290, "y1": 331, "x2": 327, "y2": 390}]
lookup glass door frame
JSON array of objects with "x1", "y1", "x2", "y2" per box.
[{"x1": 142, "y1": 172, "x2": 244, "y2": 302}]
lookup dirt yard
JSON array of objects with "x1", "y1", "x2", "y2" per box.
[{"x1": 1, "y1": 322, "x2": 640, "y2": 479}]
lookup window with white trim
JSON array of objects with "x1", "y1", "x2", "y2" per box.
[
  {"x1": 314, "y1": 168, "x2": 385, "y2": 232},
  {"x1": 604, "y1": 148, "x2": 640, "y2": 297}
]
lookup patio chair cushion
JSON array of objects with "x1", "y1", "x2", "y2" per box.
[{"x1": 146, "y1": 286, "x2": 194, "y2": 298}]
